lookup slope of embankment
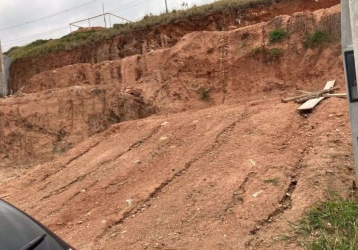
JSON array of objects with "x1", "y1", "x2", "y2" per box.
[{"x1": 0, "y1": 3, "x2": 353, "y2": 250}]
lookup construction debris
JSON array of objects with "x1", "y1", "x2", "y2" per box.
[
  {"x1": 324, "y1": 93, "x2": 347, "y2": 98},
  {"x1": 282, "y1": 80, "x2": 341, "y2": 111},
  {"x1": 295, "y1": 86, "x2": 340, "y2": 103},
  {"x1": 282, "y1": 81, "x2": 337, "y2": 103}
]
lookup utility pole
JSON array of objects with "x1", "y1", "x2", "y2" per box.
[
  {"x1": 342, "y1": 0, "x2": 358, "y2": 182},
  {"x1": 103, "y1": 2, "x2": 107, "y2": 28},
  {"x1": 0, "y1": 40, "x2": 7, "y2": 97},
  {"x1": 165, "y1": 0, "x2": 169, "y2": 14},
  {"x1": 349, "y1": 0, "x2": 358, "y2": 71}
]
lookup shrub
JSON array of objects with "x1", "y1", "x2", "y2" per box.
[
  {"x1": 303, "y1": 30, "x2": 331, "y2": 48},
  {"x1": 269, "y1": 29, "x2": 288, "y2": 43},
  {"x1": 198, "y1": 87, "x2": 210, "y2": 101},
  {"x1": 267, "y1": 48, "x2": 283, "y2": 61},
  {"x1": 251, "y1": 46, "x2": 283, "y2": 61}
]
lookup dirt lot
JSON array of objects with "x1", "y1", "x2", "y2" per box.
[{"x1": 0, "y1": 2, "x2": 354, "y2": 250}]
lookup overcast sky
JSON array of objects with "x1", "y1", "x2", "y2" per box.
[{"x1": 0, "y1": 0, "x2": 215, "y2": 52}]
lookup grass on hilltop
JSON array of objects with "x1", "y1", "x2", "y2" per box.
[{"x1": 6, "y1": 0, "x2": 273, "y2": 60}]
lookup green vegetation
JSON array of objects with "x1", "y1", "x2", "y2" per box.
[
  {"x1": 5, "y1": 39, "x2": 51, "y2": 59},
  {"x1": 264, "y1": 178, "x2": 280, "y2": 186},
  {"x1": 198, "y1": 87, "x2": 211, "y2": 101},
  {"x1": 6, "y1": 0, "x2": 274, "y2": 60},
  {"x1": 303, "y1": 30, "x2": 331, "y2": 48},
  {"x1": 269, "y1": 29, "x2": 288, "y2": 43},
  {"x1": 252, "y1": 46, "x2": 283, "y2": 61},
  {"x1": 267, "y1": 48, "x2": 283, "y2": 61},
  {"x1": 252, "y1": 46, "x2": 263, "y2": 55},
  {"x1": 298, "y1": 196, "x2": 358, "y2": 249}
]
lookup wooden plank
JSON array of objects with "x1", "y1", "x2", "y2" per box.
[
  {"x1": 283, "y1": 80, "x2": 336, "y2": 103},
  {"x1": 298, "y1": 90, "x2": 313, "y2": 94},
  {"x1": 297, "y1": 80, "x2": 336, "y2": 111},
  {"x1": 298, "y1": 97, "x2": 325, "y2": 110},
  {"x1": 325, "y1": 93, "x2": 347, "y2": 97},
  {"x1": 295, "y1": 86, "x2": 340, "y2": 103},
  {"x1": 323, "y1": 80, "x2": 336, "y2": 90}
]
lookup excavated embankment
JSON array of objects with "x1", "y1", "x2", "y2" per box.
[
  {"x1": 0, "y1": 4, "x2": 354, "y2": 250},
  {"x1": 0, "y1": 4, "x2": 343, "y2": 165},
  {"x1": 8, "y1": 0, "x2": 339, "y2": 92}
]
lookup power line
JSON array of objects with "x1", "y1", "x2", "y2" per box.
[
  {"x1": 1, "y1": 0, "x2": 161, "y2": 49},
  {"x1": 0, "y1": 0, "x2": 100, "y2": 32},
  {"x1": 2, "y1": 26, "x2": 69, "y2": 45},
  {"x1": 108, "y1": 0, "x2": 147, "y2": 13}
]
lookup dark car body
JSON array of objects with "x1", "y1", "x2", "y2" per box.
[{"x1": 0, "y1": 199, "x2": 75, "y2": 250}]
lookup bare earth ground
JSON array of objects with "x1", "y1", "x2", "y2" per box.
[
  {"x1": 1, "y1": 96, "x2": 353, "y2": 249},
  {"x1": 0, "y1": 2, "x2": 355, "y2": 250}
]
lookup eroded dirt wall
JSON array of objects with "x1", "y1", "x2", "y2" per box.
[
  {"x1": 0, "y1": 86, "x2": 154, "y2": 166},
  {"x1": 8, "y1": 0, "x2": 339, "y2": 92},
  {"x1": 24, "y1": 5, "x2": 344, "y2": 112}
]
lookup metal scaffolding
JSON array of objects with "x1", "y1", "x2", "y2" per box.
[{"x1": 69, "y1": 13, "x2": 131, "y2": 31}]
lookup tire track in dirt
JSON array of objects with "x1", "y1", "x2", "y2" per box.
[
  {"x1": 245, "y1": 116, "x2": 313, "y2": 246},
  {"x1": 46, "y1": 180, "x2": 100, "y2": 218},
  {"x1": 35, "y1": 125, "x2": 163, "y2": 209},
  {"x1": 95, "y1": 105, "x2": 264, "y2": 245},
  {"x1": 36, "y1": 140, "x2": 102, "y2": 192},
  {"x1": 221, "y1": 172, "x2": 257, "y2": 218},
  {"x1": 65, "y1": 141, "x2": 102, "y2": 166}
]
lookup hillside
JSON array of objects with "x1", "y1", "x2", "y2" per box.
[
  {"x1": 8, "y1": 0, "x2": 338, "y2": 92},
  {"x1": 0, "y1": 2, "x2": 354, "y2": 250}
]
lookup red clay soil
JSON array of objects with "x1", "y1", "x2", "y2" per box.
[
  {"x1": 1, "y1": 97, "x2": 353, "y2": 250},
  {"x1": 1, "y1": 5, "x2": 343, "y2": 165},
  {"x1": 9, "y1": 0, "x2": 339, "y2": 92},
  {"x1": 0, "y1": 3, "x2": 354, "y2": 250}
]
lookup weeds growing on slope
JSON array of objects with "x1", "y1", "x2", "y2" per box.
[
  {"x1": 198, "y1": 87, "x2": 211, "y2": 101},
  {"x1": 298, "y1": 195, "x2": 358, "y2": 250},
  {"x1": 267, "y1": 48, "x2": 283, "y2": 61},
  {"x1": 251, "y1": 46, "x2": 283, "y2": 61},
  {"x1": 269, "y1": 29, "x2": 288, "y2": 43},
  {"x1": 303, "y1": 30, "x2": 331, "y2": 48},
  {"x1": 264, "y1": 178, "x2": 280, "y2": 186}
]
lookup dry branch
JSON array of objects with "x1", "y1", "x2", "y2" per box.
[{"x1": 282, "y1": 86, "x2": 339, "y2": 103}]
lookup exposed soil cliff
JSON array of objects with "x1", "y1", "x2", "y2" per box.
[
  {"x1": 0, "y1": 86, "x2": 154, "y2": 166},
  {"x1": 25, "y1": 5, "x2": 343, "y2": 108},
  {"x1": 0, "y1": 3, "x2": 343, "y2": 166},
  {"x1": 9, "y1": 0, "x2": 339, "y2": 93}
]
